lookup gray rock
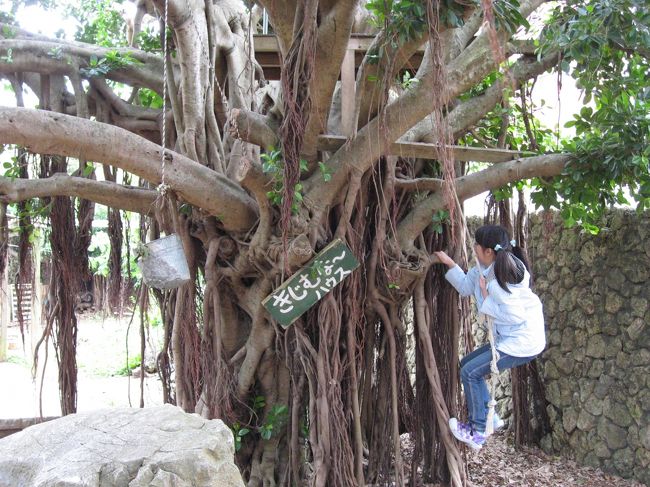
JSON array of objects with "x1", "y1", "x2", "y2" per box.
[
  {"x1": 627, "y1": 428, "x2": 640, "y2": 450},
  {"x1": 562, "y1": 408, "x2": 578, "y2": 433},
  {"x1": 583, "y1": 452, "x2": 601, "y2": 468},
  {"x1": 606, "y1": 270, "x2": 625, "y2": 290},
  {"x1": 627, "y1": 318, "x2": 646, "y2": 341},
  {"x1": 632, "y1": 349, "x2": 650, "y2": 367},
  {"x1": 0, "y1": 405, "x2": 244, "y2": 487},
  {"x1": 586, "y1": 335, "x2": 606, "y2": 359},
  {"x1": 604, "y1": 337, "x2": 622, "y2": 358},
  {"x1": 576, "y1": 409, "x2": 596, "y2": 431},
  {"x1": 543, "y1": 361, "x2": 560, "y2": 380},
  {"x1": 630, "y1": 297, "x2": 648, "y2": 318},
  {"x1": 641, "y1": 425, "x2": 650, "y2": 450},
  {"x1": 636, "y1": 447, "x2": 650, "y2": 468},
  {"x1": 624, "y1": 265, "x2": 649, "y2": 284},
  {"x1": 638, "y1": 389, "x2": 650, "y2": 412},
  {"x1": 605, "y1": 293, "x2": 623, "y2": 314},
  {"x1": 579, "y1": 241, "x2": 599, "y2": 265},
  {"x1": 584, "y1": 396, "x2": 603, "y2": 416},
  {"x1": 560, "y1": 329, "x2": 576, "y2": 352},
  {"x1": 578, "y1": 379, "x2": 595, "y2": 403},
  {"x1": 556, "y1": 356, "x2": 575, "y2": 375},
  {"x1": 597, "y1": 418, "x2": 628, "y2": 450},
  {"x1": 612, "y1": 448, "x2": 635, "y2": 475},
  {"x1": 587, "y1": 360, "x2": 604, "y2": 379},
  {"x1": 594, "y1": 440, "x2": 612, "y2": 459},
  {"x1": 594, "y1": 375, "x2": 614, "y2": 399},
  {"x1": 602, "y1": 399, "x2": 632, "y2": 428}
]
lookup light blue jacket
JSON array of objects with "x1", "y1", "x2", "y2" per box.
[{"x1": 445, "y1": 263, "x2": 546, "y2": 357}]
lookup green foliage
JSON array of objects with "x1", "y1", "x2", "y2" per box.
[
  {"x1": 431, "y1": 209, "x2": 449, "y2": 234},
  {"x1": 252, "y1": 395, "x2": 266, "y2": 412},
  {"x1": 231, "y1": 422, "x2": 251, "y2": 452},
  {"x1": 460, "y1": 88, "x2": 555, "y2": 155},
  {"x1": 259, "y1": 404, "x2": 289, "y2": 441},
  {"x1": 489, "y1": 0, "x2": 529, "y2": 34},
  {"x1": 2, "y1": 24, "x2": 17, "y2": 39},
  {"x1": 82, "y1": 162, "x2": 95, "y2": 177},
  {"x1": 80, "y1": 51, "x2": 141, "y2": 78},
  {"x1": 89, "y1": 211, "x2": 142, "y2": 279},
  {"x1": 531, "y1": 0, "x2": 650, "y2": 231},
  {"x1": 229, "y1": 398, "x2": 287, "y2": 451},
  {"x1": 261, "y1": 147, "x2": 306, "y2": 214},
  {"x1": 137, "y1": 88, "x2": 163, "y2": 109},
  {"x1": 67, "y1": 0, "x2": 128, "y2": 47},
  {"x1": 48, "y1": 46, "x2": 64, "y2": 60},
  {"x1": 318, "y1": 162, "x2": 332, "y2": 182},
  {"x1": 0, "y1": 48, "x2": 13, "y2": 64},
  {"x1": 309, "y1": 260, "x2": 325, "y2": 279},
  {"x1": 115, "y1": 353, "x2": 141, "y2": 376},
  {"x1": 365, "y1": 0, "x2": 429, "y2": 42},
  {"x1": 400, "y1": 70, "x2": 419, "y2": 89},
  {"x1": 2, "y1": 153, "x2": 21, "y2": 179},
  {"x1": 364, "y1": 0, "x2": 528, "y2": 65},
  {"x1": 133, "y1": 26, "x2": 162, "y2": 53}
]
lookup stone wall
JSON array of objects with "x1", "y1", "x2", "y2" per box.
[{"x1": 529, "y1": 210, "x2": 650, "y2": 485}]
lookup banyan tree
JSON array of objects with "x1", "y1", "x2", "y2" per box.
[{"x1": 1, "y1": 0, "x2": 648, "y2": 485}]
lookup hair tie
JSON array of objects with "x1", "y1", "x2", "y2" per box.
[
  {"x1": 494, "y1": 244, "x2": 503, "y2": 252},
  {"x1": 510, "y1": 239, "x2": 516, "y2": 247}
]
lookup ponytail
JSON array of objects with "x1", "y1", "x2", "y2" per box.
[{"x1": 475, "y1": 225, "x2": 529, "y2": 293}]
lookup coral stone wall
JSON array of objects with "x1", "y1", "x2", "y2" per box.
[{"x1": 529, "y1": 211, "x2": 650, "y2": 485}]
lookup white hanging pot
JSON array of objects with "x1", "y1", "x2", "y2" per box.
[{"x1": 137, "y1": 234, "x2": 190, "y2": 289}]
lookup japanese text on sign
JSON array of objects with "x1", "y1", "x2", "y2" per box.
[{"x1": 262, "y1": 239, "x2": 359, "y2": 327}]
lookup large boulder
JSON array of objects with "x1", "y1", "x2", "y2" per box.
[{"x1": 0, "y1": 404, "x2": 244, "y2": 487}]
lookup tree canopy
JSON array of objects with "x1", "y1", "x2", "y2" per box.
[{"x1": 0, "y1": 0, "x2": 648, "y2": 486}]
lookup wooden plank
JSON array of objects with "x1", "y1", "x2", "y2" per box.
[
  {"x1": 340, "y1": 49, "x2": 356, "y2": 136},
  {"x1": 253, "y1": 35, "x2": 280, "y2": 52},
  {"x1": 254, "y1": 34, "x2": 423, "y2": 53},
  {"x1": 262, "y1": 239, "x2": 359, "y2": 327},
  {"x1": 0, "y1": 267, "x2": 8, "y2": 362},
  {"x1": 317, "y1": 134, "x2": 535, "y2": 163}
]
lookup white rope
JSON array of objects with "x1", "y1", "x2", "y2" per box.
[
  {"x1": 157, "y1": 0, "x2": 170, "y2": 196},
  {"x1": 484, "y1": 313, "x2": 500, "y2": 435},
  {"x1": 466, "y1": 223, "x2": 501, "y2": 436}
]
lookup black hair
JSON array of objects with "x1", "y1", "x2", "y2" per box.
[{"x1": 474, "y1": 224, "x2": 531, "y2": 293}]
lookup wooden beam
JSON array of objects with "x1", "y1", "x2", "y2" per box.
[
  {"x1": 340, "y1": 49, "x2": 356, "y2": 136},
  {"x1": 317, "y1": 135, "x2": 536, "y2": 163},
  {"x1": 253, "y1": 35, "x2": 424, "y2": 80},
  {"x1": 253, "y1": 34, "x2": 425, "y2": 54}
]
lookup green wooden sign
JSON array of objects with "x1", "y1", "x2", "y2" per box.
[{"x1": 262, "y1": 239, "x2": 360, "y2": 327}]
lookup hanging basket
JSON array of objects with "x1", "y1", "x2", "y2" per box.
[{"x1": 137, "y1": 234, "x2": 190, "y2": 290}]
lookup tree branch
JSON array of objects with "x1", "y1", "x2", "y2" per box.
[
  {"x1": 230, "y1": 108, "x2": 280, "y2": 149},
  {"x1": 396, "y1": 153, "x2": 572, "y2": 249},
  {"x1": 0, "y1": 37, "x2": 163, "y2": 92},
  {"x1": 300, "y1": 0, "x2": 359, "y2": 161},
  {"x1": 303, "y1": 0, "x2": 547, "y2": 217},
  {"x1": 0, "y1": 107, "x2": 258, "y2": 232},
  {"x1": 394, "y1": 177, "x2": 443, "y2": 192},
  {"x1": 0, "y1": 173, "x2": 157, "y2": 214}
]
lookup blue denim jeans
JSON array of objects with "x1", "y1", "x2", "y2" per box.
[{"x1": 460, "y1": 344, "x2": 537, "y2": 433}]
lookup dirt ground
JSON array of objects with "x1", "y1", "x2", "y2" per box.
[
  {"x1": 467, "y1": 431, "x2": 646, "y2": 487},
  {"x1": 394, "y1": 432, "x2": 646, "y2": 487},
  {"x1": 0, "y1": 313, "x2": 163, "y2": 418}
]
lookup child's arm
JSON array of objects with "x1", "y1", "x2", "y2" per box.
[{"x1": 434, "y1": 251, "x2": 478, "y2": 297}]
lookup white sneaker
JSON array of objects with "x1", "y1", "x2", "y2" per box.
[
  {"x1": 492, "y1": 413, "x2": 505, "y2": 432},
  {"x1": 448, "y1": 417, "x2": 487, "y2": 451}
]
